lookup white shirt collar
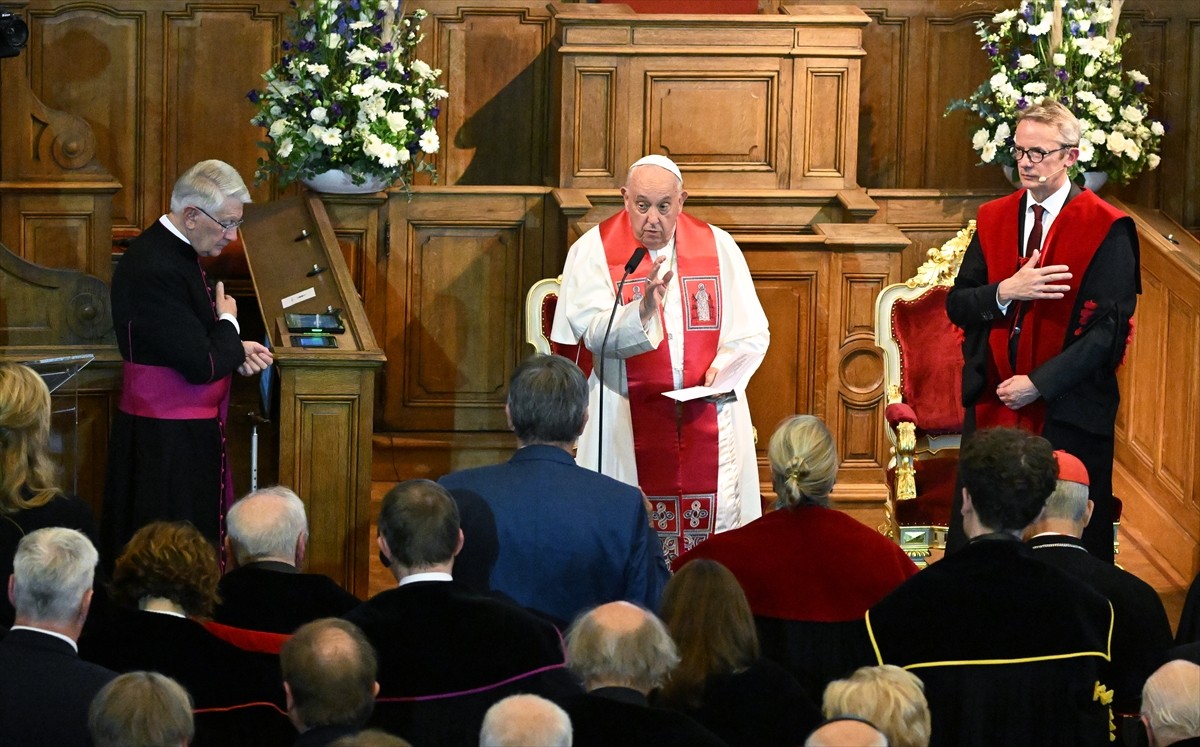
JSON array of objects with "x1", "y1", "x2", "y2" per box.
[
  {"x1": 9, "y1": 625, "x2": 78, "y2": 652},
  {"x1": 1028, "y1": 179, "x2": 1071, "y2": 218},
  {"x1": 159, "y1": 214, "x2": 192, "y2": 245},
  {"x1": 398, "y1": 571, "x2": 453, "y2": 587}
]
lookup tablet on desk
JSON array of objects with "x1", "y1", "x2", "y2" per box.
[
  {"x1": 285, "y1": 312, "x2": 345, "y2": 334},
  {"x1": 291, "y1": 335, "x2": 338, "y2": 349}
]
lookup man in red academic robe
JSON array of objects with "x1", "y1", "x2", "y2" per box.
[{"x1": 946, "y1": 101, "x2": 1140, "y2": 561}]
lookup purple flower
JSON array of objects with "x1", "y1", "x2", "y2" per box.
[
  {"x1": 375, "y1": 9, "x2": 386, "y2": 20},
  {"x1": 1017, "y1": 71, "x2": 1029, "y2": 82},
  {"x1": 330, "y1": 103, "x2": 343, "y2": 117},
  {"x1": 349, "y1": 0, "x2": 361, "y2": 9},
  {"x1": 246, "y1": 89, "x2": 260, "y2": 104},
  {"x1": 985, "y1": 43, "x2": 998, "y2": 56},
  {"x1": 381, "y1": 43, "x2": 394, "y2": 53},
  {"x1": 1057, "y1": 68, "x2": 1069, "y2": 81},
  {"x1": 299, "y1": 40, "x2": 316, "y2": 53},
  {"x1": 1134, "y1": 81, "x2": 1146, "y2": 93},
  {"x1": 1017, "y1": 97, "x2": 1028, "y2": 109},
  {"x1": 376, "y1": 60, "x2": 388, "y2": 71},
  {"x1": 281, "y1": 40, "x2": 292, "y2": 51},
  {"x1": 429, "y1": 107, "x2": 440, "y2": 118}
]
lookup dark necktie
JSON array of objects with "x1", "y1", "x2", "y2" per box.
[{"x1": 1023, "y1": 203, "x2": 1045, "y2": 261}]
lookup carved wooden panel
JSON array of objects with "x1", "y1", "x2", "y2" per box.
[
  {"x1": 572, "y1": 67, "x2": 619, "y2": 179},
  {"x1": 383, "y1": 189, "x2": 550, "y2": 432}
]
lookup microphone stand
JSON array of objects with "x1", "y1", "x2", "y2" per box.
[{"x1": 596, "y1": 247, "x2": 646, "y2": 475}]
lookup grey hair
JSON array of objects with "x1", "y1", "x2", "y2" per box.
[
  {"x1": 1040, "y1": 479, "x2": 1090, "y2": 524},
  {"x1": 89, "y1": 671, "x2": 195, "y2": 747},
  {"x1": 169, "y1": 159, "x2": 251, "y2": 214},
  {"x1": 565, "y1": 603, "x2": 680, "y2": 692},
  {"x1": 12, "y1": 527, "x2": 97, "y2": 623},
  {"x1": 226, "y1": 485, "x2": 309, "y2": 565},
  {"x1": 768, "y1": 415, "x2": 839, "y2": 508},
  {"x1": 1142, "y1": 660, "x2": 1200, "y2": 744},
  {"x1": 480, "y1": 694, "x2": 573, "y2": 747}
]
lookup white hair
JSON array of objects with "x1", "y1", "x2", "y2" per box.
[
  {"x1": 169, "y1": 159, "x2": 250, "y2": 214},
  {"x1": 12, "y1": 527, "x2": 97, "y2": 623},
  {"x1": 226, "y1": 485, "x2": 308, "y2": 565},
  {"x1": 1142, "y1": 660, "x2": 1200, "y2": 744},
  {"x1": 480, "y1": 694, "x2": 572, "y2": 747}
]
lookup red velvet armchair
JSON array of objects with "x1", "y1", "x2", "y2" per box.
[{"x1": 874, "y1": 224, "x2": 975, "y2": 566}]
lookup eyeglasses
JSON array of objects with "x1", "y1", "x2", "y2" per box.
[
  {"x1": 192, "y1": 206, "x2": 244, "y2": 232},
  {"x1": 1012, "y1": 144, "x2": 1073, "y2": 164}
]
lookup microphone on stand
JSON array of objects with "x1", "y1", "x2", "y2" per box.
[{"x1": 596, "y1": 246, "x2": 648, "y2": 475}]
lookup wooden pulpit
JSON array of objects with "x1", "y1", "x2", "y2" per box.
[{"x1": 240, "y1": 194, "x2": 385, "y2": 597}]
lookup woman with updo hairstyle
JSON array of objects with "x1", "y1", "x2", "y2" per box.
[
  {"x1": 81, "y1": 521, "x2": 290, "y2": 735},
  {"x1": 0, "y1": 361, "x2": 100, "y2": 630},
  {"x1": 654, "y1": 558, "x2": 820, "y2": 746},
  {"x1": 673, "y1": 415, "x2": 918, "y2": 699}
]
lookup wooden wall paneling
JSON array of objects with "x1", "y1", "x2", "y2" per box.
[
  {"x1": 382, "y1": 188, "x2": 550, "y2": 432},
  {"x1": 866, "y1": 188, "x2": 1003, "y2": 277},
  {"x1": 1112, "y1": 206, "x2": 1199, "y2": 581},
  {"x1": 791, "y1": 55, "x2": 858, "y2": 190},
  {"x1": 0, "y1": 190, "x2": 119, "y2": 281},
  {"x1": 416, "y1": 0, "x2": 555, "y2": 186}
]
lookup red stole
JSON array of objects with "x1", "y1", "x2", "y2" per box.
[
  {"x1": 974, "y1": 189, "x2": 1121, "y2": 431},
  {"x1": 599, "y1": 210, "x2": 722, "y2": 561}
]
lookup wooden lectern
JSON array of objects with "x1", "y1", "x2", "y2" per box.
[{"x1": 240, "y1": 194, "x2": 385, "y2": 597}]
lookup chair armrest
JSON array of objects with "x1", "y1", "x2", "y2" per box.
[{"x1": 885, "y1": 402, "x2": 918, "y2": 429}]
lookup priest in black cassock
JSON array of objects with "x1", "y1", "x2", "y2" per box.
[
  {"x1": 101, "y1": 160, "x2": 272, "y2": 558},
  {"x1": 866, "y1": 427, "x2": 1115, "y2": 747}
]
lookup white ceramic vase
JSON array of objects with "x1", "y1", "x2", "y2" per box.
[{"x1": 300, "y1": 169, "x2": 390, "y2": 194}]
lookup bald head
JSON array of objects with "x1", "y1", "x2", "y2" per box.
[
  {"x1": 1142, "y1": 660, "x2": 1200, "y2": 746},
  {"x1": 480, "y1": 694, "x2": 572, "y2": 747},
  {"x1": 226, "y1": 486, "x2": 308, "y2": 567},
  {"x1": 281, "y1": 619, "x2": 378, "y2": 732},
  {"x1": 565, "y1": 602, "x2": 679, "y2": 693},
  {"x1": 805, "y1": 718, "x2": 889, "y2": 747}
]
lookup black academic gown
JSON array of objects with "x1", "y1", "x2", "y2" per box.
[
  {"x1": 563, "y1": 687, "x2": 728, "y2": 747},
  {"x1": 866, "y1": 536, "x2": 1115, "y2": 747},
  {"x1": 102, "y1": 219, "x2": 246, "y2": 557},
  {"x1": 946, "y1": 187, "x2": 1139, "y2": 561},
  {"x1": 344, "y1": 579, "x2": 580, "y2": 746},
  {"x1": 215, "y1": 561, "x2": 361, "y2": 634}
]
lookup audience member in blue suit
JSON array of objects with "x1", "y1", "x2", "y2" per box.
[{"x1": 440, "y1": 354, "x2": 670, "y2": 627}]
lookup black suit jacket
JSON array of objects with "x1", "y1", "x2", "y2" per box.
[
  {"x1": 344, "y1": 579, "x2": 580, "y2": 746},
  {"x1": 215, "y1": 562, "x2": 361, "y2": 634},
  {"x1": 0, "y1": 628, "x2": 117, "y2": 747},
  {"x1": 563, "y1": 687, "x2": 727, "y2": 747},
  {"x1": 1028, "y1": 534, "x2": 1173, "y2": 713}
]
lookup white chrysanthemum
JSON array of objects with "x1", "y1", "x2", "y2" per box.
[
  {"x1": 347, "y1": 47, "x2": 380, "y2": 65},
  {"x1": 1147, "y1": 153, "x2": 1160, "y2": 170},
  {"x1": 1107, "y1": 85, "x2": 1121, "y2": 99},
  {"x1": 277, "y1": 139, "x2": 294, "y2": 158},
  {"x1": 992, "y1": 9, "x2": 1017, "y2": 23},
  {"x1": 375, "y1": 143, "x2": 400, "y2": 168},
  {"x1": 1023, "y1": 81, "x2": 1047, "y2": 95},
  {"x1": 1127, "y1": 70, "x2": 1150, "y2": 85},
  {"x1": 349, "y1": 20, "x2": 372, "y2": 30},
  {"x1": 306, "y1": 63, "x2": 330, "y2": 79},
  {"x1": 1095, "y1": 6, "x2": 1113, "y2": 24},
  {"x1": 419, "y1": 129, "x2": 439, "y2": 154},
  {"x1": 410, "y1": 97, "x2": 426, "y2": 111},
  {"x1": 361, "y1": 96, "x2": 387, "y2": 121},
  {"x1": 1027, "y1": 13, "x2": 1052, "y2": 35},
  {"x1": 269, "y1": 118, "x2": 290, "y2": 139},
  {"x1": 1018, "y1": 54, "x2": 1039, "y2": 70},
  {"x1": 1121, "y1": 106, "x2": 1143, "y2": 124},
  {"x1": 385, "y1": 111, "x2": 408, "y2": 132},
  {"x1": 310, "y1": 106, "x2": 328, "y2": 124},
  {"x1": 981, "y1": 141, "x2": 997, "y2": 163},
  {"x1": 1093, "y1": 102, "x2": 1113, "y2": 123},
  {"x1": 1150, "y1": 121, "x2": 1164, "y2": 136},
  {"x1": 429, "y1": 87, "x2": 449, "y2": 101},
  {"x1": 972, "y1": 128, "x2": 990, "y2": 150},
  {"x1": 989, "y1": 72, "x2": 1008, "y2": 89},
  {"x1": 1077, "y1": 138, "x2": 1094, "y2": 164},
  {"x1": 1075, "y1": 90, "x2": 1097, "y2": 104}
]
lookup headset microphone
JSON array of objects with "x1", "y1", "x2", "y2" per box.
[{"x1": 1037, "y1": 165, "x2": 1070, "y2": 184}]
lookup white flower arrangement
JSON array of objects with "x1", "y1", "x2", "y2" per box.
[
  {"x1": 947, "y1": 0, "x2": 1164, "y2": 185},
  {"x1": 250, "y1": 0, "x2": 447, "y2": 188}
]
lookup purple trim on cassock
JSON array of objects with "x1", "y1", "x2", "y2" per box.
[
  {"x1": 119, "y1": 361, "x2": 230, "y2": 419},
  {"x1": 374, "y1": 663, "x2": 570, "y2": 702}
]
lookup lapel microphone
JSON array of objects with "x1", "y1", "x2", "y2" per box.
[
  {"x1": 596, "y1": 246, "x2": 648, "y2": 475},
  {"x1": 1037, "y1": 164, "x2": 1070, "y2": 183}
]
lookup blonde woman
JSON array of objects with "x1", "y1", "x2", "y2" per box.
[
  {"x1": 0, "y1": 362, "x2": 99, "y2": 629},
  {"x1": 822, "y1": 665, "x2": 931, "y2": 747},
  {"x1": 674, "y1": 415, "x2": 918, "y2": 697}
]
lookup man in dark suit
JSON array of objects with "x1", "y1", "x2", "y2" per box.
[
  {"x1": 281, "y1": 618, "x2": 379, "y2": 747},
  {"x1": 946, "y1": 100, "x2": 1139, "y2": 561},
  {"x1": 560, "y1": 601, "x2": 725, "y2": 747},
  {"x1": 1140, "y1": 660, "x2": 1200, "y2": 746},
  {"x1": 1026, "y1": 450, "x2": 1172, "y2": 731},
  {"x1": 439, "y1": 354, "x2": 669, "y2": 626},
  {"x1": 345, "y1": 479, "x2": 580, "y2": 746},
  {"x1": 216, "y1": 486, "x2": 361, "y2": 634},
  {"x1": 0, "y1": 527, "x2": 116, "y2": 746},
  {"x1": 866, "y1": 427, "x2": 1115, "y2": 746}
]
